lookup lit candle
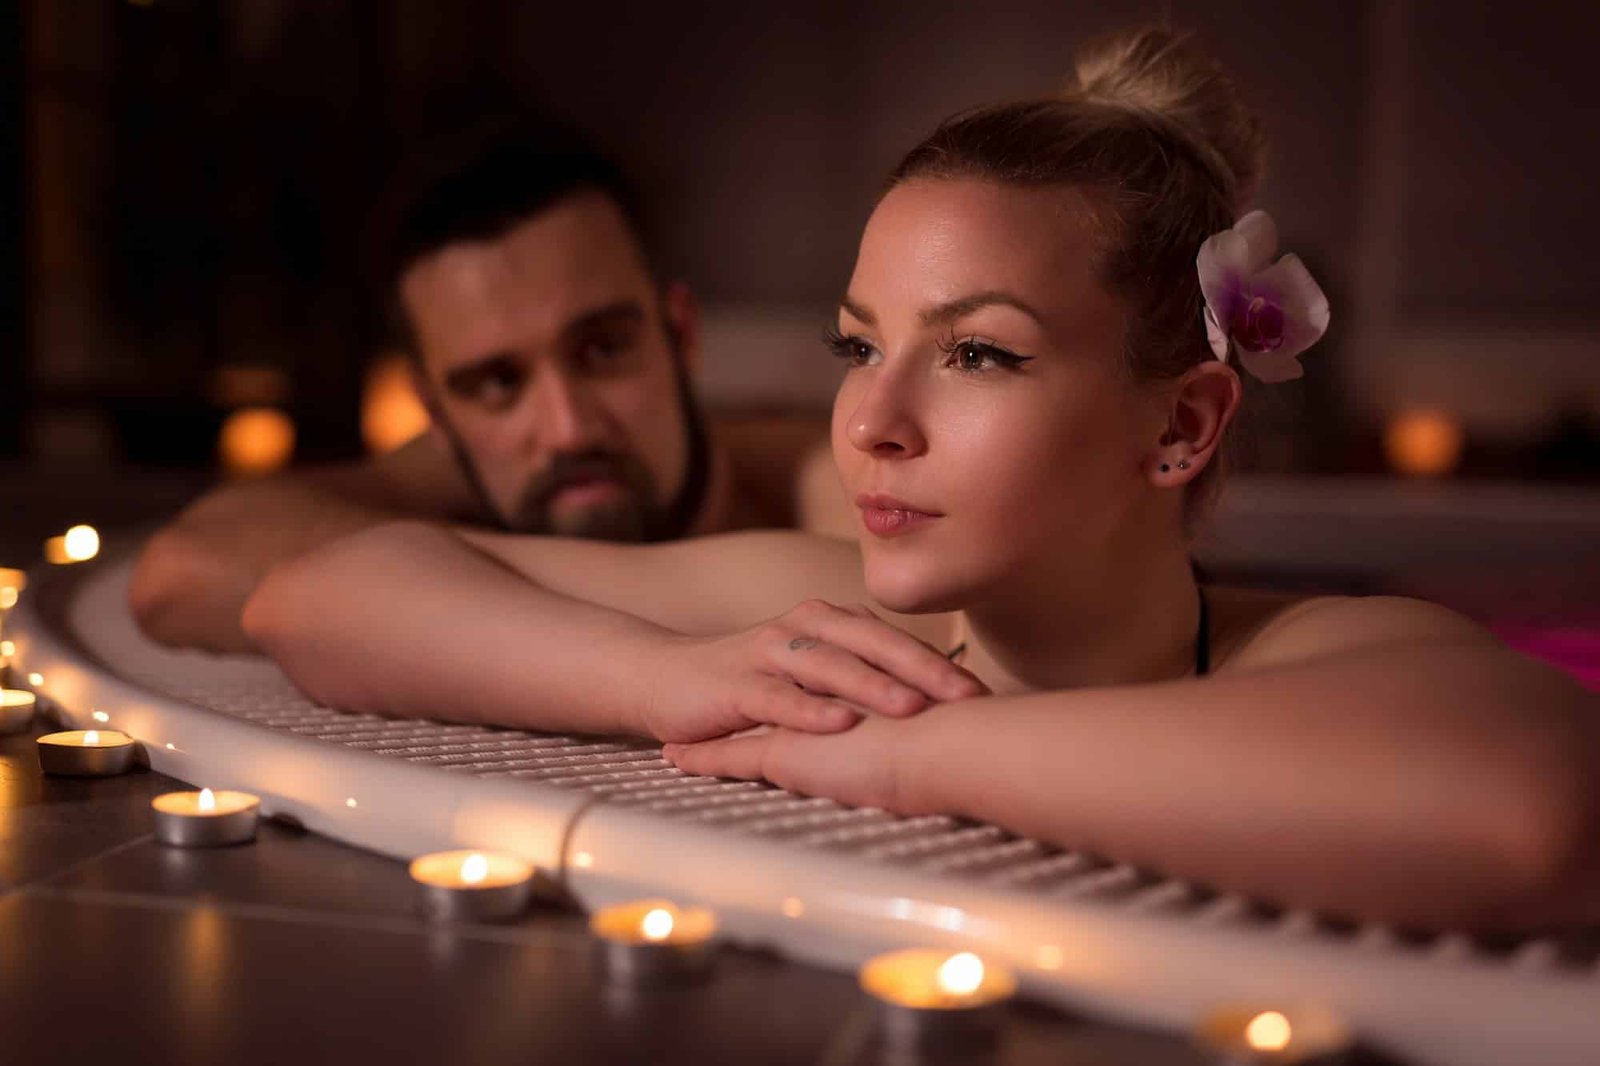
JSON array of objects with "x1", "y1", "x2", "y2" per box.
[
  {"x1": 859, "y1": 948, "x2": 1017, "y2": 1050},
  {"x1": 1195, "y1": 1005, "x2": 1355, "y2": 1064},
  {"x1": 408, "y1": 849, "x2": 535, "y2": 922},
  {"x1": 1, "y1": 689, "x2": 36, "y2": 736},
  {"x1": 36, "y1": 729, "x2": 137, "y2": 776},
  {"x1": 589, "y1": 899, "x2": 719, "y2": 980},
  {"x1": 151, "y1": 787, "x2": 261, "y2": 847},
  {"x1": 43, "y1": 525, "x2": 100, "y2": 565},
  {"x1": 0, "y1": 566, "x2": 24, "y2": 610}
]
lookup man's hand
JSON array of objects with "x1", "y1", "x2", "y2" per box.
[{"x1": 637, "y1": 598, "x2": 985, "y2": 743}]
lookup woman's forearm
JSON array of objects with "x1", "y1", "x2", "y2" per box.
[
  {"x1": 907, "y1": 642, "x2": 1600, "y2": 930},
  {"x1": 243, "y1": 521, "x2": 667, "y2": 735}
]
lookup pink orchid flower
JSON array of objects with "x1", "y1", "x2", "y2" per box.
[{"x1": 1196, "y1": 210, "x2": 1330, "y2": 383}]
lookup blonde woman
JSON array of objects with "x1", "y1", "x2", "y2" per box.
[{"x1": 244, "y1": 29, "x2": 1600, "y2": 932}]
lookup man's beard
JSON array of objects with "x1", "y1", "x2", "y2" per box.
[{"x1": 435, "y1": 349, "x2": 711, "y2": 544}]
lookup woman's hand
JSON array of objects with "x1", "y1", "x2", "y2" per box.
[
  {"x1": 637, "y1": 599, "x2": 985, "y2": 743},
  {"x1": 663, "y1": 714, "x2": 929, "y2": 812}
]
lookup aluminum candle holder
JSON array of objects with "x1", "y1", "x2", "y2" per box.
[
  {"x1": 151, "y1": 788, "x2": 261, "y2": 847},
  {"x1": 36, "y1": 729, "x2": 136, "y2": 776},
  {"x1": 859, "y1": 949, "x2": 1017, "y2": 1052},
  {"x1": 589, "y1": 899, "x2": 719, "y2": 981},
  {"x1": 409, "y1": 850, "x2": 535, "y2": 922}
]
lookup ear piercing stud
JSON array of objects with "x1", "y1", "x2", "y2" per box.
[{"x1": 1177, "y1": 460, "x2": 1190, "y2": 471}]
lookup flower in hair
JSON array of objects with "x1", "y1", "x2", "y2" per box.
[{"x1": 1196, "y1": 210, "x2": 1330, "y2": 383}]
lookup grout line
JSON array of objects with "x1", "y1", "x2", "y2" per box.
[
  {"x1": 8, "y1": 832, "x2": 157, "y2": 895},
  {"x1": 22, "y1": 882, "x2": 600, "y2": 952}
]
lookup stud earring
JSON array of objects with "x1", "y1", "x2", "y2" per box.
[{"x1": 1177, "y1": 460, "x2": 1190, "y2": 471}]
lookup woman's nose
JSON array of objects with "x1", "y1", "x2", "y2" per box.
[{"x1": 844, "y1": 370, "x2": 927, "y2": 459}]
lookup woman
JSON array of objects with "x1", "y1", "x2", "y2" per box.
[{"x1": 244, "y1": 29, "x2": 1600, "y2": 932}]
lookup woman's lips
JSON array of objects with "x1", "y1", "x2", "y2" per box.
[{"x1": 856, "y1": 494, "x2": 942, "y2": 538}]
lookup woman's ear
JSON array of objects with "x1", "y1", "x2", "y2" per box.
[
  {"x1": 1148, "y1": 360, "x2": 1241, "y2": 484},
  {"x1": 662, "y1": 280, "x2": 703, "y2": 376}
]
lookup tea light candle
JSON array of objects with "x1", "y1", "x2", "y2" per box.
[
  {"x1": 1, "y1": 689, "x2": 36, "y2": 736},
  {"x1": 151, "y1": 787, "x2": 261, "y2": 847},
  {"x1": 37, "y1": 729, "x2": 137, "y2": 776},
  {"x1": 1196, "y1": 1005, "x2": 1355, "y2": 1064},
  {"x1": 409, "y1": 849, "x2": 534, "y2": 922},
  {"x1": 859, "y1": 949, "x2": 1017, "y2": 1050},
  {"x1": 589, "y1": 899, "x2": 719, "y2": 980}
]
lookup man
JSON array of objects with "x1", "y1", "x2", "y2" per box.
[{"x1": 130, "y1": 118, "x2": 845, "y2": 653}]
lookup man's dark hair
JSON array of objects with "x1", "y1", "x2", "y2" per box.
[{"x1": 375, "y1": 116, "x2": 653, "y2": 352}]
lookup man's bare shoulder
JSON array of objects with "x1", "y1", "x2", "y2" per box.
[
  {"x1": 1211, "y1": 585, "x2": 1498, "y2": 674},
  {"x1": 317, "y1": 433, "x2": 486, "y2": 522}
]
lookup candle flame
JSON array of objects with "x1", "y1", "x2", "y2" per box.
[
  {"x1": 92, "y1": 710, "x2": 109, "y2": 722},
  {"x1": 1, "y1": 640, "x2": 14, "y2": 656},
  {"x1": 66, "y1": 525, "x2": 100, "y2": 561},
  {"x1": 0, "y1": 588, "x2": 16, "y2": 610},
  {"x1": 28, "y1": 673, "x2": 42, "y2": 686},
  {"x1": 936, "y1": 952, "x2": 985, "y2": 996},
  {"x1": 641, "y1": 908, "x2": 675, "y2": 941},
  {"x1": 199, "y1": 788, "x2": 216, "y2": 812},
  {"x1": 84, "y1": 730, "x2": 100, "y2": 745},
  {"x1": 1245, "y1": 1011, "x2": 1293, "y2": 1052},
  {"x1": 460, "y1": 853, "x2": 489, "y2": 885}
]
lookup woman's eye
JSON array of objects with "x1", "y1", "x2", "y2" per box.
[
  {"x1": 946, "y1": 339, "x2": 1031, "y2": 373},
  {"x1": 825, "y1": 332, "x2": 881, "y2": 367}
]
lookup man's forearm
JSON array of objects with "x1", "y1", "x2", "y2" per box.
[{"x1": 907, "y1": 643, "x2": 1600, "y2": 930}]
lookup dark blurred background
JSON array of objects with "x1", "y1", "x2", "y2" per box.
[{"x1": 4, "y1": 2, "x2": 1600, "y2": 658}]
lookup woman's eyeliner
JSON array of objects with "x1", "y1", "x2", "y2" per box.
[{"x1": 823, "y1": 325, "x2": 1032, "y2": 373}]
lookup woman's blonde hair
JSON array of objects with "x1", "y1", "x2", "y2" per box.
[{"x1": 888, "y1": 26, "x2": 1267, "y2": 523}]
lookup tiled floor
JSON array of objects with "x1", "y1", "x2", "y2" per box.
[{"x1": 0, "y1": 724, "x2": 1211, "y2": 1066}]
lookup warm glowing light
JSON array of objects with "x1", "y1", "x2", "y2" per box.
[
  {"x1": 28, "y1": 672, "x2": 43, "y2": 686},
  {"x1": 91, "y1": 710, "x2": 109, "y2": 723},
  {"x1": 1035, "y1": 945, "x2": 1064, "y2": 971},
  {"x1": 345, "y1": 797, "x2": 358, "y2": 808},
  {"x1": 198, "y1": 788, "x2": 216, "y2": 812},
  {"x1": 936, "y1": 952, "x2": 985, "y2": 997},
  {"x1": 0, "y1": 588, "x2": 15, "y2": 610},
  {"x1": 1, "y1": 640, "x2": 15, "y2": 657},
  {"x1": 65, "y1": 525, "x2": 100, "y2": 561},
  {"x1": 572, "y1": 851, "x2": 593, "y2": 868},
  {"x1": 84, "y1": 730, "x2": 100, "y2": 745},
  {"x1": 1245, "y1": 1011, "x2": 1293, "y2": 1053},
  {"x1": 1384, "y1": 408, "x2": 1464, "y2": 477},
  {"x1": 362, "y1": 355, "x2": 430, "y2": 454},
  {"x1": 641, "y1": 908, "x2": 675, "y2": 941},
  {"x1": 219, "y1": 407, "x2": 295, "y2": 477},
  {"x1": 166, "y1": 743, "x2": 176, "y2": 750},
  {"x1": 460, "y1": 853, "x2": 489, "y2": 885}
]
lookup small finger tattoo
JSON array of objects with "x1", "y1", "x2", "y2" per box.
[{"x1": 789, "y1": 636, "x2": 821, "y2": 652}]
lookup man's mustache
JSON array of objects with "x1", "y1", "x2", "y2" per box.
[{"x1": 514, "y1": 451, "x2": 652, "y2": 520}]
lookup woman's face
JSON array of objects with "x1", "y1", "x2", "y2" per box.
[{"x1": 831, "y1": 178, "x2": 1165, "y2": 614}]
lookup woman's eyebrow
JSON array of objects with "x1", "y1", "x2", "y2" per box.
[
  {"x1": 837, "y1": 291, "x2": 1045, "y2": 329},
  {"x1": 919, "y1": 290, "x2": 1044, "y2": 328},
  {"x1": 838, "y1": 295, "x2": 876, "y2": 326}
]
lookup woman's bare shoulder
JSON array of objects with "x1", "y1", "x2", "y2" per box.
[{"x1": 1208, "y1": 585, "x2": 1497, "y2": 674}]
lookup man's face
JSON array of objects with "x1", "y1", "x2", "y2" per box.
[{"x1": 400, "y1": 192, "x2": 694, "y2": 539}]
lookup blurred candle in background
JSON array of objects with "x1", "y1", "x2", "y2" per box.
[
  {"x1": 362, "y1": 354, "x2": 430, "y2": 455},
  {"x1": 219, "y1": 407, "x2": 295, "y2": 478},
  {"x1": 1384, "y1": 408, "x2": 1465, "y2": 477}
]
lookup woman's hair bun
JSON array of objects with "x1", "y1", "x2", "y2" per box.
[{"x1": 1069, "y1": 26, "x2": 1267, "y2": 212}]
